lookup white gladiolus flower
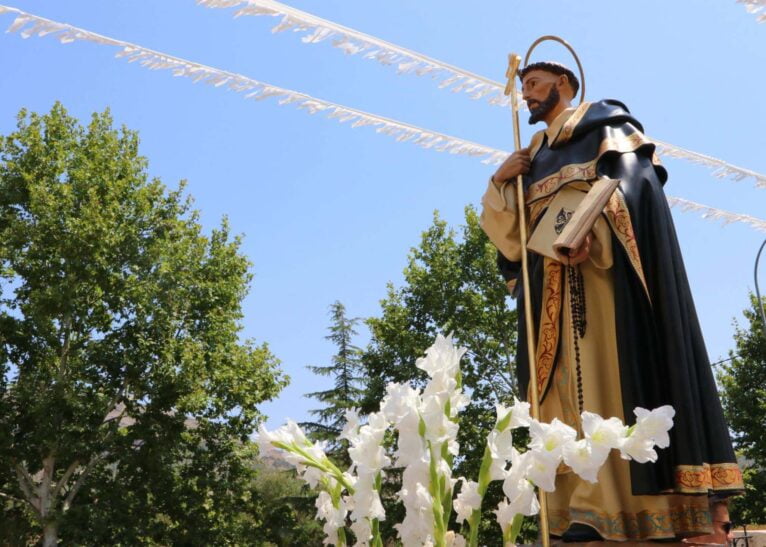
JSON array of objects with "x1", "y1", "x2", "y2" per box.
[
  {"x1": 350, "y1": 519, "x2": 372, "y2": 547},
  {"x1": 315, "y1": 491, "x2": 335, "y2": 519},
  {"x1": 449, "y1": 390, "x2": 470, "y2": 417},
  {"x1": 494, "y1": 498, "x2": 516, "y2": 533},
  {"x1": 421, "y1": 394, "x2": 459, "y2": 445},
  {"x1": 257, "y1": 420, "x2": 307, "y2": 452},
  {"x1": 380, "y1": 383, "x2": 421, "y2": 424},
  {"x1": 487, "y1": 428, "x2": 514, "y2": 481},
  {"x1": 401, "y1": 482, "x2": 434, "y2": 512},
  {"x1": 510, "y1": 399, "x2": 532, "y2": 428},
  {"x1": 423, "y1": 370, "x2": 457, "y2": 398},
  {"x1": 632, "y1": 405, "x2": 675, "y2": 448},
  {"x1": 396, "y1": 482, "x2": 435, "y2": 546},
  {"x1": 446, "y1": 531, "x2": 467, "y2": 547},
  {"x1": 416, "y1": 333, "x2": 466, "y2": 380},
  {"x1": 501, "y1": 449, "x2": 539, "y2": 515},
  {"x1": 488, "y1": 428, "x2": 514, "y2": 460},
  {"x1": 453, "y1": 479, "x2": 482, "y2": 523},
  {"x1": 396, "y1": 512, "x2": 433, "y2": 547},
  {"x1": 402, "y1": 458, "x2": 431, "y2": 491},
  {"x1": 258, "y1": 421, "x2": 337, "y2": 489},
  {"x1": 582, "y1": 412, "x2": 628, "y2": 451},
  {"x1": 528, "y1": 418, "x2": 577, "y2": 461},
  {"x1": 351, "y1": 474, "x2": 386, "y2": 521},
  {"x1": 494, "y1": 403, "x2": 513, "y2": 429},
  {"x1": 489, "y1": 459, "x2": 507, "y2": 481},
  {"x1": 300, "y1": 465, "x2": 324, "y2": 488},
  {"x1": 619, "y1": 434, "x2": 658, "y2": 463},
  {"x1": 273, "y1": 419, "x2": 308, "y2": 446},
  {"x1": 339, "y1": 408, "x2": 362, "y2": 443},
  {"x1": 495, "y1": 399, "x2": 532, "y2": 430},
  {"x1": 508, "y1": 479, "x2": 540, "y2": 516},
  {"x1": 366, "y1": 411, "x2": 389, "y2": 435},
  {"x1": 255, "y1": 429, "x2": 282, "y2": 459},
  {"x1": 437, "y1": 459, "x2": 455, "y2": 483},
  {"x1": 349, "y1": 433, "x2": 390, "y2": 474},
  {"x1": 447, "y1": 437, "x2": 460, "y2": 457},
  {"x1": 501, "y1": 448, "x2": 531, "y2": 500},
  {"x1": 488, "y1": 456, "x2": 508, "y2": 482},
  {"x1": 562, "y1": 438, "x2": 608, "y2": 483},
  {"x1": 525, "y1": 451, "x2": 559, "y2": 492},
  {"x1": 316, "y1": 491, "x2": 347, "y2": 545},
  {"x1": 259, "y1": 332, "x2": 678, "y2": 547},
  {"x1": 396, "y1": 427, "x2": 426, "y2": 467}
]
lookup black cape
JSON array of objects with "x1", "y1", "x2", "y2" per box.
[{"x1": 497, "y1": 99, "x2": 743, "y2": 496}]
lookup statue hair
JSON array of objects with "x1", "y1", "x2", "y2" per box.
[{"x1": 518, "y1": 61, "x2": 580, "y2": 98}]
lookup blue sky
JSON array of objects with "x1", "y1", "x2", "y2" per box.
[{"x1": 0, "y1": 0, "x2": 764, "y2": 430}]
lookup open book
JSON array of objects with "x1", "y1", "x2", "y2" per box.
[{"x1": 527, "y1": 177, "x2": 619, "y2": 262}]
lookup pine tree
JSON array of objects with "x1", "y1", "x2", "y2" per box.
[{"x1": 302, "y1": 301, "x2": 364, "y2": 456}]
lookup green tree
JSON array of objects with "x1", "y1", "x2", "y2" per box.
[
  {"x1": 303, "y1": 301, "x2": 364, "y2": 460},
  {"x1": 253, "y1": 456, "x2": 325, "y2": 546},
  {"x1": 360, "y1": 208, "x2": 520, "y2": 544},
  {"x1": 718, "y1": 294, "x2": 766, "y2": 525},
  {"x1": 0, "y1": 103, "x2": 287, "y2": 545}
]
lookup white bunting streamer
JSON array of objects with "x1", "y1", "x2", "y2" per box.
[
  {"x1": 737, "y1": 0, "x2": 766, "y2": 22},
  {"x1": 653, "y1": 140, "x2": 766, "y2": 188},
  {"x1": 196, "y1": 0, "x2": 766, "y2": 189},
  {"x1": 0, "y1": 5, "x2": 763, "y2": 233},
  {"x1": 196, "y1": 0, "x2": 515, "y2": 107},
  {"x1": 0, "y1": 5, "x2": 503, "y2": 163},
  {"x1": 667, "y1": 197, "x2": 766, "y2": 232}
]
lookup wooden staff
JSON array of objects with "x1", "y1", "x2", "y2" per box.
[{"x1": 504, "y1": 52, "x2": 551, "y2": 547}]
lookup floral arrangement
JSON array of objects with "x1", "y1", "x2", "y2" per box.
[{"x1": 257, "y1": 335, "x2": 674, "y2": 547}]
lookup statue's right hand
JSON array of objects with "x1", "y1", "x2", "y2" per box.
[{"x1": 492, "y1": 148, "x2": 531, "y2": 184}]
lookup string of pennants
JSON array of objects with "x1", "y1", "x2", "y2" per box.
[{"x1": 0, "y1": 3, "x2": 763, "y2": 232}]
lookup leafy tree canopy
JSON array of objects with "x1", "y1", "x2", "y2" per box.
[
  {"x1": 719, "y1": 294, "x2": 766, "y2": 525},
  {"x1": 0, "y1": 103, "x2": 287, "y2": 545}
]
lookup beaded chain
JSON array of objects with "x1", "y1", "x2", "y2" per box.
[{"x1": 567, "y1": 264, "x2": 587, "y2": 414}]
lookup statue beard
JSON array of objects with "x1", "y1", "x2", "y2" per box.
[{"x1": 527, "y1": 85, "x2": 560, "y2": 124}]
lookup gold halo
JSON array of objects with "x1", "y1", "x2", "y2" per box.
[{"x1": 523, "y1": 35, "x2": 585, "y2": 105}]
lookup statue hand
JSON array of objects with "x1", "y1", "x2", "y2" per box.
[
  {"x1": 492, "y1": 148, "x2": 530, "y2": 184},
  {"x1": 564, "y1": 233, "x2": 592, "y2": 266}
]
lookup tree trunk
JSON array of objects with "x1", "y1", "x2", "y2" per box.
[{"x1": 42, "y1": 521, "x2": 58, "y2": 547}]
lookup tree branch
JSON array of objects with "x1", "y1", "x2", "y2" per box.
[
  {"x1": 39, "y1": 455, "x2": 55, "y2": 517},
  {"x1": 62, "y1": 453, "x2": 103, "y2": 512},
  {"x1": 14, "y1": 464, "x2": 39, "y2": 513},
  {"x1": 50, "y1": 459, "x2": 80, "y2": 501},
  {"x1": 0, "y1": 490, "x2": 27, "y2": 504}
]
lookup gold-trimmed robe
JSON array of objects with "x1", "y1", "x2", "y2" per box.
[{"x1": 480, "y1": 101, "x2": 743, "y2": 541}]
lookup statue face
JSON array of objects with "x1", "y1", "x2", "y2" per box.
[{"x1": 522, "y1": 70, "x2": 562, "y2": 124}]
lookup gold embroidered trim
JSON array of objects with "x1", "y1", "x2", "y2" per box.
[
  {"x1": 526, "y1": 130, "x2": 654, "y2": 204},
  {"x1": 596, "y1": 131, "x2": 652, "y2": 156},
  {"x1": 604, "y1": 189, "x2": 650, "y2": 301},
  {"x1": 552, "y1": 102, "x2": 591, "y2": 146},
  {"x1": 674, "y1": 462, "x2": 744, "y2": 493},
  {"x1": 531, "y1": 257, "x2": 562, "y2": 401},
  {"x1": 549, "y1": 502, "x2": 712, "y2": 541},
  {"x1": 526, "y1": 160, "x2": 598, "y2": 204}
]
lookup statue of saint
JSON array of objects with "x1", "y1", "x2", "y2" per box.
[{"x1": 481, "y1": 61, "x2": 743, "y2": 543}]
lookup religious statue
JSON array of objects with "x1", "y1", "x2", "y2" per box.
[{"x1": 480, "y1": 45, "x2": 744, "y2": 543}]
